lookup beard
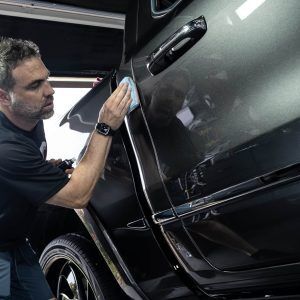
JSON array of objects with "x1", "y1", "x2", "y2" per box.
[{"x1": 10, "y1": 97, "x2": 54, "y2": 120}]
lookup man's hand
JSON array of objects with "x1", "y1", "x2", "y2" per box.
[
  {"x1": 48, "y1": 158, "x2": 62, "y2": 166},
  {"x1": 98, "y1": 83, "x2": 132, "y2": 130},
  {"x1": 48, "y1": 159, "x2": 74, "y2": 175},
  {"x1": 64, "y1": 167, "x2": 74, "y2": 175}
]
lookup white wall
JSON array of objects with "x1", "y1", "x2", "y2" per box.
[{"x1": 44, "y1": 88, "x2": 90, "y2": 161}]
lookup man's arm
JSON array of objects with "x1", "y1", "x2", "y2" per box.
[{"x1": 47, "y1": 83, "x2": 131, "y2": 209}]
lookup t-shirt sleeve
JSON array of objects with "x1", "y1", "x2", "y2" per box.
[{"x1": 0, "y1": 140, "x2": 69, "y2": 206}]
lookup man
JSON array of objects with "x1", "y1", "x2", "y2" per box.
[{"x1": 0, "y1": 37, "x2": 131, "y2": 299}]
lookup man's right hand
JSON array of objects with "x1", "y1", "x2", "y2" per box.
[{"x1": 98, "y1": 83, "x2": 132, "y2": 130}]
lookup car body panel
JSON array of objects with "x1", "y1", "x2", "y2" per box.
[{"x1": 127, "y1": 0, "x2": 300, "y2": 297}]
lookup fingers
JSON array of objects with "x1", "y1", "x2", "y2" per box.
[
  {"x1": 65, "y1": 168, "x2": 74, "y2": 175},
  {"x1": 120, "y1": 91, "x2": 132, "y2": 115},
  {"x1": 48, "y1": 159, "x2": 62, "y2": 166},
  {"x1": 113, "y1": 83, "x2": 130, "y2": 108},
  {"x1": 120, "y1": 101, "x2": 132, "y2": 117},
  {"x1": 111, "y1": 83, "x2": 128, "y2": 101},
  {"x1": 106, "y1": 83, "x2": 131, "y2": 114},
  {"x1": 101, "y1": 83, "x2": 125, "y2": 109},
  {"x1": 98, "y1": 82, "x2": 132, "y2": 130},
  {"x1": 118, "y1": 87, "x2": 131, "y2": 111}
]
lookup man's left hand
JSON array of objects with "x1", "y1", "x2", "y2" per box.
[{"x1": 48, "y1": 159, "x2": 74, "y2": 174}]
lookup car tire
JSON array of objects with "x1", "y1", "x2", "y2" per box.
[{"x1": 39, "y1": 233, "x2": 127, "y2": 300}]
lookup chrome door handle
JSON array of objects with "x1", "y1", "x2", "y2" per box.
[{"x1": 147, "y1": 15, "x2": 207, "y2": 75}]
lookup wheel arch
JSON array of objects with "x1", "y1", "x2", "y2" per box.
[
  {"x1": 29, "y1": 204, "x2": 90, "y2": 256},
  {"x1": 30, "y1": 203, "x2": 147, "y2": 300}
]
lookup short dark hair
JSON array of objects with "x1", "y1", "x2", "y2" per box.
[{"x1": 0, "y1": 37, "x2": 41, "y2": 91}]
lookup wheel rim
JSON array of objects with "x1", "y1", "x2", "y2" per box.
[{"x1": 46, "y1": 258, "x2": 98, "y2": 300}]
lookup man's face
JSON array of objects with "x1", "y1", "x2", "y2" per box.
[{"x1": 8, "y1": 57, "x2": 55, "y2": 120}]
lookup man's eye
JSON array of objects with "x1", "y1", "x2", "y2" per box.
[{"x1": 28, "y1": 82, "x2": 41, "y2": 90}]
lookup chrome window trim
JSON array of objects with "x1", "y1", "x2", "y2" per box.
[
  {"x1": 153, "y1": 172, "x2": 300, "y2": 224},
  {"x1": 177, "y1": 174, "x2": 300, "y2": 220},
  {"x1": 153, "y1": 208, "x2": 176, "y2": 224}
]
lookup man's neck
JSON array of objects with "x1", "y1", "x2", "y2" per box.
[{"x1": 1, "y1": 109, "x2": 38, "y2": 131}]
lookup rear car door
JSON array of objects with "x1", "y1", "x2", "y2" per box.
[
  {"x1": 126, "y1": 0, "x2": 300, "y2": 297},
  {"x1": 63, "y1": 71, "x2": 202, "y2": 299}
]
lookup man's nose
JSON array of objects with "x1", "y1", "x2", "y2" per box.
[{"x1": 44, "y1": 80, "x2": 55, "y2": 96}]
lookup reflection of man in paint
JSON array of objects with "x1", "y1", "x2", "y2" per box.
[
  {"x1": 146, "y1": 71, "x2": 201, "y2": 178},
  {"x1": 147, "y1": 73, "x2": 189, "y2": 127}
]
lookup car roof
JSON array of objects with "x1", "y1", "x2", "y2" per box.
[{"x1": 0, "y1": 0, "x2": 129, "y2": 77}]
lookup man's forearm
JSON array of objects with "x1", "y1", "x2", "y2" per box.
[
  {"x1": 47, "y1": 131, "x2": 112, "y2": 208},
  {"x1": 47, "y1": 82, "x2": 131, "y2": 208},
  {"x1": 71, "y1": 130, "x2": 112, "y2": 203}
]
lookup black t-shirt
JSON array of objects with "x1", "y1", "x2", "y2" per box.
[{"x1": 0, "y1": 112, "x2": 69, "y2": 245}]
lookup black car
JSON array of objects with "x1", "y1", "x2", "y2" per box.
[{"x1": 6, "y1": 0, "x2": 300, "y2": 299}]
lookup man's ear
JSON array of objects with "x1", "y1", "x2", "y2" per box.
[{"x1": 0, "y1": 88, "x2": 11, "y2": 106}]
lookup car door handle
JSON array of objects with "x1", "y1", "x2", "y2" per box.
[{"x1": 147, "y1": 15, "x2": 207, "y2": 75}]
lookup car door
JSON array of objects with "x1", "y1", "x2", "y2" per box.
[
  {"x1": 62, "y1": 71, "x2": 202, "y2": 299},
  {"x1": 126, "y1": 0, "x2": 300, "y2": 297}
]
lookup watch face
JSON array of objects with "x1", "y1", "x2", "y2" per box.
[
  {"x1": 96, "y1": 122, "x2": 113, "y2": 136},
  {"x1": 100, "y1": 123, "x2": 110, "y2": 135}
]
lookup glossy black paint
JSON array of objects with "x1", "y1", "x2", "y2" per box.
[{"x1": 126, "y1": 0, "x2": 300, "y2": 298}]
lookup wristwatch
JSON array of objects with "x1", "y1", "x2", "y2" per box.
[{"x1": 95, "y1": 122, "x2": 115, "y2": 136}]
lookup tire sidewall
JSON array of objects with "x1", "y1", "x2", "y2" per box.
[{"x1": 40, "y1": 239, "x2": 105, "y2": 300}]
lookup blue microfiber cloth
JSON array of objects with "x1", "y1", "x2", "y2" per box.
[{"x1": 120, "y1": 76, "x2": 140, "y2": 113}]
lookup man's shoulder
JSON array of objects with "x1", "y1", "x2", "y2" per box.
[
  {"x1": 0, "y1": 119, "x2": 45, "y2": 162},
  {"x1": 0, "y1": 116, "x2": 22, "y2": 140},
  {"x1": 0, "y1": 126, "x2": 28, "y2": 144},
  {"x1": 0, "y1": 138, "x2": 43, "y2": 175},
  {"x1": 0, "y1": 132, "x2": 36, "y2": 157}
]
